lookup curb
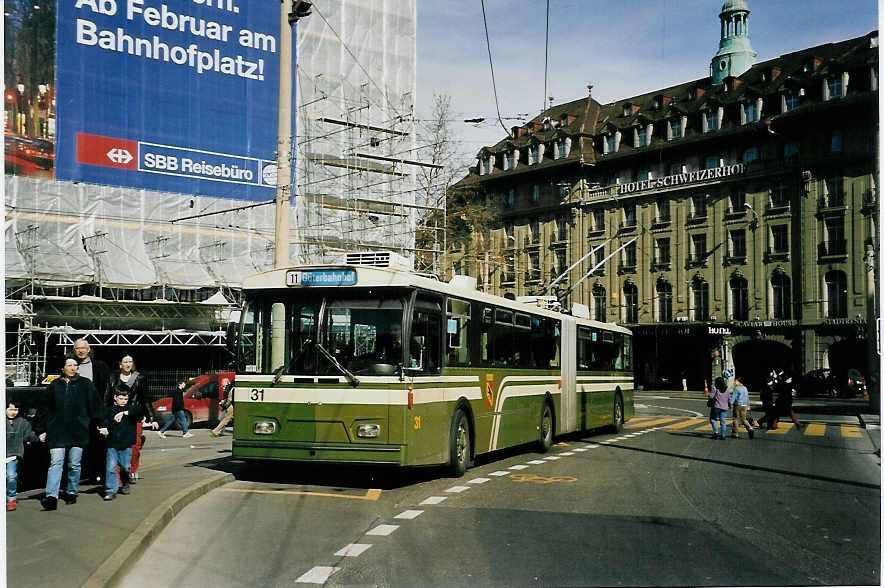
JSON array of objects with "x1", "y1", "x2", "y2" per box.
[{"x1": 82, "y1": 471, "x2": 235, "y2": 588}]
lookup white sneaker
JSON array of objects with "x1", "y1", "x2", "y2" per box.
[
  {"x1": 182, "y1": 432, "x2": 194, "y2": 438},
  {"x1": 157, "y1": 431, "x2": 166, "y2": 438}
]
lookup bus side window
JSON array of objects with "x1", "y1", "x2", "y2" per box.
[
  {"x1": 446, "y1": 298, "x2": 471, "y2": 366},
  {"x1": 514, "y1": 313, "x2": 532, "y2": 368},
  {"x1": 411, "y1": 298, "x2": 442, "y2": 373},
  {"x1": 577, "y1": 326, "x2": 592, "y2": 369},
  {"x1": 480, "y1": 307, "x2": 493, "y2": 366},
  {"x1": 493, "y1": 309, "x2": 513, "y2": 367}
]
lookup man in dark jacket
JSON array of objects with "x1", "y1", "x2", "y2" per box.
[
  {"x1": 98, "y1": 387, "x2": 142, "y2": 500},
  {"x1": 36, "y1": 355, "x2": 102, "y2": 510},
  {"x1": 73, "y1": 339, "x2": 112, "y2": 484}
]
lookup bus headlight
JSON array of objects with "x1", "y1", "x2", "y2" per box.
[
  {"x1": 253, "y1": 421, "x2": 277, "y2": 435},
  {"x1": 356, "y1": 424, "x2": 380, "y2": 438}
]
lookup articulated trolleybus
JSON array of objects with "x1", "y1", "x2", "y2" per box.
[{"x1": 232, "y1": 252, "x2": 634, "y2": 476}]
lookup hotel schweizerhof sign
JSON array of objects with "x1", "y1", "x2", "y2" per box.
[{"x1": 619, "y1": 164, "x2": 747, "y2": 195}]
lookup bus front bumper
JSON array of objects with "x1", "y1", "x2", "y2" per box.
[{"x1": 232, "y1": 439, "x2": 404, "y2": 465}]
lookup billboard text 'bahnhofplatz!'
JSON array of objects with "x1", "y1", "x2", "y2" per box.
[{"x1": 53, "y1": 0, "x2": 290, "y2": 200}]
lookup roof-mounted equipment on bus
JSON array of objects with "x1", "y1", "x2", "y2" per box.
[
  {"x1": 448, "y1": 275, "x2": 477, "y2": 291},
  {"x1": 516, "y1": 296, "x2": 561, "y2": 312},
  {"x1": 342, "y1": 251, "x2": 412, "y2": 271}
]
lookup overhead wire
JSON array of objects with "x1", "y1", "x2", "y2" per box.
[{"x1": 479, "y1": 0, "x2": 511, "y2": 138}]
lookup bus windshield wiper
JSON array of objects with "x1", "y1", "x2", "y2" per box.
[{"x1": 315, "y1": 342, "x2": 360, "y2": 387}]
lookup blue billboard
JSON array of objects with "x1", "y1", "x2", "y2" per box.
[{"x1": 54, "y1": 0, "x2": 288, "y2": 200}]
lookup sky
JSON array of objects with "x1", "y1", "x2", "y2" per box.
[{"x1": 415, "y1": 0, "x2": 879, "y2": 167}]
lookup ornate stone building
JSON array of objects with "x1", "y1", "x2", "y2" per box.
[{"x1": 448, "y1": 2, "x2": 879, "y2": 391}]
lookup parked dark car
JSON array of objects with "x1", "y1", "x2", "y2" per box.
[{"x1": 799, "y1": 368, "x2": 867, "y2": 398}]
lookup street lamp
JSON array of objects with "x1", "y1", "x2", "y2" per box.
[{"x1": 744, "y1": 202, "x2": 759, "y2": 230}]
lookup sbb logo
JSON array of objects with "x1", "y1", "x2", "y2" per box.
[{"x1": 144, "y1": 153, "x2": 179, "y2": 171}]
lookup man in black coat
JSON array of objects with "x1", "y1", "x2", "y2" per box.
[
  {"x1": 72, "y1": 339, "x2": 112, "y2": 484},
  {"x1": 36, "y1": 355, "x2": 102, "y2": 510}
]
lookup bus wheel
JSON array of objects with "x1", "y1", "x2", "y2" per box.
[
  {"x1": 538, "y1": 401, "x2": 554, "y2": 453},
  {"x1": 448, "y1": 409, "x2": 470, "y2": 477},
  {"x1": 611, "y1": 394, "x2": 624, "y2": 433}
]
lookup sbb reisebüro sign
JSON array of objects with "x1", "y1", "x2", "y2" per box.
[{"x1": 55, "y1": 0, "x2": 289, "y2": 200}]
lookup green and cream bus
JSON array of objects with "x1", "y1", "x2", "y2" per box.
[{"x1": 232, "y1": 252, "x2": 634, "y2": 476}]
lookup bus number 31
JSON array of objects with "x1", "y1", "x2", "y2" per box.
[{"x1": 250, "y1": 389, "x2": 264, "y2": 401}]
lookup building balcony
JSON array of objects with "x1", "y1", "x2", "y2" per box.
[
  {"x1": 686, "y1": 212, "x2": 707, "y2": 224},
  {"x1": 818, "y1": 196, "x2": 845, "y2": 210},
  {"x1": 818, "y1": 239, "x2": 847, "y2": 259},
  {"x1": 617, "y1": 263, "x2": 637, "y2": 275},
  {"x1": 652, "y1": 216, "x2": 671, "y2": 228},
  {"x1": 685, "y1": 256, "x2": 708, "y2": 269},
  {"x1": 766, "y1": 203, "x2": 790, "y2": 215},
  {"x1": 764, "y1": 249, "x2": 790, "y2": 263},
  {"x1": 724, "y1": 254, "x2": 747, "y2": 266},
  {"x1": 618, "y1": 222, "x2": 638, "y2": 233},
  {"x1": 650, "y1": 260, "x2": 671, "y2": 272},
  {"x1": 723, "y1": 208, "x2": 747, "y2": 220}
]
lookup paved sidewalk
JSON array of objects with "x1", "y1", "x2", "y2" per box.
[{"x1": 6, "y1": 429, "x2": 235, "y2": 588}]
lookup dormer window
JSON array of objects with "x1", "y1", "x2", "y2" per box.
[
  {"x1": 602, "y1": 130, "x2": 621, "y2": 155},
  {"x1": 703, "y1": 109, "x2": 720, "y2": 133},
  {"x1": 634, "y1": 126, "x2": 649, "y2": 148},
  {"x1": 479, "y1": 154, "x2": 494, "y2": 175},
  {"x1": 667, "y1": 117, "x2": 684, "y2": 140},
  {"x1": 553, "y1": 137, "x2": 571, "y2": 159},
  {"x1": 529, "y1": 143, "x2": 545, "y2": 165},
  {"x1": 504, "y1": 150, "x2": 518, "y2": 171},
  {"x1": 623, "y1": 105, "x2": 631, "y2": 117},
  {"x1": 782, "y1": 91, "x2": 800, "y2": 112},
  {"x1": 741, "y1": 98, "x2": 761, "y2": 124},
  {"x1": 824, "y1": 73, "x2": 848, "y2": 100}
]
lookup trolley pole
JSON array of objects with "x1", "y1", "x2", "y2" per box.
[{"x1": 274, "y1": 1, "x2": 311, "y2": 268}]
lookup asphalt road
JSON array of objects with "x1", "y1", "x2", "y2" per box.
[{"x1": 122, "y1": 394, "x2": 881, "y2": 587}]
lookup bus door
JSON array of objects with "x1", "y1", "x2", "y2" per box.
[{"x1": 560, "y1": 317, "x2": 577, "y2": 434}]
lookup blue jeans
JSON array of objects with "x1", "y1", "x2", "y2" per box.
[
  {"x1": 7, "y1": 459, "x2": 19, "y2": 500},
  {"x1": 159, "y1": 411, "x2": 189, "y2": 434},
  {"x1": 46, "y1": 446, "x2": 84, "y2": 498},
  {"x1": 105, "y1": 447, "x2": 132, "y2": 495},
  {"x1": 710, "y1": 408, "x2": 728, "y2": 437}
]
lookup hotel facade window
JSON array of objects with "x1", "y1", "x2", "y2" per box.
[
  {"x1": 729, "y1": 229, "x2": 746, "y2": 259},
  {"x1": 691, "y1": 233, "x2": 707, "y2": 263},
  {"x1": 667, "y1": 118, "x2": 683, "y2": 140},
  {"x1": 742, "y1": 147, "x2": 760, "y2": 164},
  {"x1": 783, "y1": 91, "x2": 800, "y2": 112},
  {"x1": 771, "y1": 183, "x2": 789, "y2": 207},
  {"x1": 592, "y1": 283, "x2": 607, "y2": 322},
  {"x1": 593, "y1": 244, "x2": 605, "y2": 271},
  {"x1": 729, "y1": 190, "x2": 746, "y2": 213},
  {"x1": 825, "y1": 76, "x2": 843, "y2": 100},
  {"x1": 770, "y1": 225, "x2": 789, "y2": 254},
  {"x1": 771, "y1": 272, "x2": 792, "y2": 319},
  {"x1": 823, "y1": 217, "x2": 846, "y2": 255},
  {"x1": 825, "y1": 270, "x2": 848, "y2": 318},
  {"x1": 692, "y1": 277, "x2": 710, "y2": 321},
  {"x1": 824, "y1": 176, "x2": 844, "y2": 206},
  {"x1": 623, "y1": 204, "x2": 637, "y2": 227},
  {"x1": 623, "y1": 241, "x2": 637, "y2": 268},
  {"x1": 532, "y1": 184, "x2": 540, "y2": 203},
  {"x1": 703, "y1": 109, "x2": 720, "y2": 133},
  {"x1": 830, "y1": 130, "x2": 843, "y2": 153},
  {"x1": 655, "y1": 238, "x2": 671, "y2": 265},
  {"x1": 656, "y1": 280, "x2": 673, "y2": 322},
  {"x1": 691, "y1": 194, "x2": 707, "y2": 218},
  {"x1": 624, "y1": 282, "x2": 639, "y2": 323},
  {"x1": 656, "y1": 199, "x2": 670, "y2": 223},
  {"x1": 730, "y1": 276, "x2": 750, "y2": 320},
  {"x1": 507, "y1": 188, "x2": 515, "y2": 208},
  {"x1": 591, "y1": 209, "x2": 605, "y2": 232}
]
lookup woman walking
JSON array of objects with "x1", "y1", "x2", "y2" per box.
[
  {"x1": 108, "y1": 354, "x2": 158, "y2": 481},
  {"x1": 37, "y1": 355, "x2": 102, "y2": 510},
  {"x1": 708, "y1": 376, "x2": 730, "y2": 440}
]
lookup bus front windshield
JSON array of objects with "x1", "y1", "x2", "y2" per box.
[{"x1": 239, "y1": 293, "x2": 407, "y2": 377}]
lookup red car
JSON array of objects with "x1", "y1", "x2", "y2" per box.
[{"x1": 152, "y1": 372, "x2": 234, "y2": 429}]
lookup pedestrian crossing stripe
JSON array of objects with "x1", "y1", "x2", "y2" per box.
[
  {"x1": 841, "y1": 424, "x2": 863, "y2": 438},
  {"x1": 624, "y1": 416, "x2": 864, "y2": 438}
]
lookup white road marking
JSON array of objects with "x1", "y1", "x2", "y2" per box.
[
  {"x1": 544, "y1": 456, "x2": 561, "y2": 461},
  {"x1": 335, "y1": 544, "x2": 372, "y2": 557},
  {"x1": 394, "y1": 510, "x2": 424, "y2": 520},
  {"x1": 572, "y1": 448, "x2": 588, "y2": 452},
  {"x1": 420, "y1": 496, "x2": 447, "y2": 505},
  {"x1": 366, "y1": 524, "x2": 399, "y2": 536},
  {"x1": 527, "y1": 460, "x2": 546, "y2": 464},
  {"x1": 296, "y1": 567, "x2": 340, "y2": 583},
  {"x1": 445, "y1": 485, "x2": 470, "y2": 493},
  {"x1": 559, "y1": 452, "x2": 575, "y2": 455},
  {"x1": 509, "y1": 464, "x2": 529, "y2": 470},
  {"x1": 468, "y1": 477, "x2": 490, "y2": 484},
  {"x1": 489, "y1": 471, "x2": 510, "y2": 477},
  {"x1": 585, "y1": 444, "x2": 600, "y2": 448}
]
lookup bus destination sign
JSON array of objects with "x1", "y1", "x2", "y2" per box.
[{"x1": 286, "y1": 269, "x2": 357, "y2": 287}]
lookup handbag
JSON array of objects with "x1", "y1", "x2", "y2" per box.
[{"x1": 706, "y1": 396, "x2": 715, "y2": 407}]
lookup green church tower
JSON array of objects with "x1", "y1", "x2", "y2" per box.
[{"x1": 710, "y1": 0, "x2": 757, "y2": 84}]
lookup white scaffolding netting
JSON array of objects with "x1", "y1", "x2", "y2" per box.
[
  {"x1": 294, "y1": 0, "x2": 417, "y2": 265},
  {"x1": 5, "y1": 0, "x2": 417, "y2": 290}
]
